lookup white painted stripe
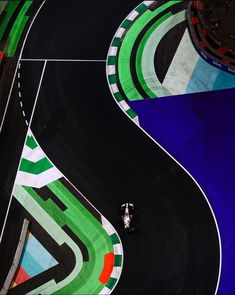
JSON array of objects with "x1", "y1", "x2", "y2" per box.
[
  {"x1": 162, "y1": 29, "x2": 200, "y2": 95},
  {"x1": 133, "y1": 116, "x2": 139, "y2": 125},
  {"x1": 111, "y1": 83, "x2": 119, "y2": 93},
  {"x1": 18, "y1": 63, "x2": 21, "y2": 69},
  {"x1": 143, "y1": 1, "x2": 155, "y2": 6},
  {"x1": 115, "y1": 27, "x2": 126, "y2": 39},
  {"x1": 15, "y1": 167, "x2": 63, "y2": 188},
  {"x1": 107, "y1": 65, "x2": 116, "y2": 75},
  {"x1": 20, "y1": 101, "x2": 23, "y2": 107},
  {"x1": 99, "y1": 287, "x2": 111, "y2": 294},
  {"x1": 19, "y1": 91, "x2": 21, "y2": 98},
  {"x1": 18, "y1": 72, "x2": 20, "y2": 79},
  {"x1": 101, "y1": 216, "x2": 116, "y2": 235},
  {"x1": 22, "y1": 110, "x2": 26, "y2": 117},
  {"x1": 119, "y1": 100, "x2": 130, "y2": 112},
  {"x1": 18, "y1": 82, "x2": 21, "y2": 88},
  {"x1": 20, "y1": 58, "x2": 106, "y2": 62},
  {"x1": 110, "y1": 267, "x2": 122, "y2": 279},
  {"x1": 22, "y1": 145, "x2": 45, "y2": 163},
  {"x1": 127, "y1": 10, "x2": 139, "y2": 21},
  {"x1": 108, "y1": 46, "x2": 118, "y2": 56},
  {"x1": 113, "y1": 244, "x2": 123, "y2": 255}
]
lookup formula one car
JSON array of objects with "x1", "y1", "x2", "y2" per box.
[{"x1": 120, "y1": 203, "x2": 134, "y2": 232}]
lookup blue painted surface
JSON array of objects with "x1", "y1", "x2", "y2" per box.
[
  {"x1": 129, "y1": 88, "x2": 235, "y2": 295},
  {"x1": 26, "y1": 235, "x2": 58, "y2": 270},
  {"x1": 20, "y1": 250, "x2": 44, "y2": 277},
  {"x1": 19, "y1": 234, "x2": 58, "y2": 278},
  {"x1": 186, "y1": 58, "x2": 235, "y2": 94}
]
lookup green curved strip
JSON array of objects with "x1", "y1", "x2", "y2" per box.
[
  {"x1": 118, "y1": 1, "x2": 178, "y2": 101},
  {"x1": 138, "y1": 10, "x2": 186, "y2": 98},
  {"x1": 23, "y1": 180, "x2": 113, "y2": 294},
  {"x1": 135, "y1": 12, "x2": 172, "y2": 98},
  {"x1": 5, "y1": 1, "x2": 32, "y2": 57}
]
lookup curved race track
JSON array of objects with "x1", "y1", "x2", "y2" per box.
[{"x1": 18, "y1": 1, "x2": 220, "y2": 294}]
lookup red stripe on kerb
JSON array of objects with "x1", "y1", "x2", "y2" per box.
[{"x1": 99, "y1": 252, "x2": 115, "y2": 284}]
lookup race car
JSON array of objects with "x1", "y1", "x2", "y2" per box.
[{"x1": 120, "y1": 203, "x2": 134, "y2": 232}]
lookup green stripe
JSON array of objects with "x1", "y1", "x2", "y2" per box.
[
  {"x1": 110, "y1": 233, "x2": 120, "y2": 245},
  {"x1": 135, "y1": 3, "x2": 147, "y2": 14},
  {"x1": 106, "y1": 277, "x2": 117, "y2": 290},
  {"x1": 118, "y1": 1, "x2": 178, "y2": 101},
  {"x1": 5, "y1": 1, "x2": 32, "y2": 57},
  {"x1": 121, "y1": 18, "x2": 132, "y2": 29},
  {"x1": 114, "y1": 92, "x2": 124, "y2": 102},
  {"x1": 126, "y1": 108, "x2": 137, "y2": 119},
  {"x1": 108, "y1": 74, "x2": 116, "y2": 84},
  {"x1": 19, "y1": 158, "x2": 53, "y2": 174},
  {"x1": 136, "y1": 12, "x2": 173, "y2": 98},
  {"x1": 47, "y1": 180, "x2": 114, "y2": 295},
  {"x1": 26, "y1": 136, "x2": 38, "y2": 150},
  {"x1": 114, "y1": 255, "x2": 122, "y2": 267},
  {"x1": 108, "y1": 55, "x2": 116, "y2": 65},
  {"x1": 112, "y1": 37, "x2": 121, "y2": 47}
]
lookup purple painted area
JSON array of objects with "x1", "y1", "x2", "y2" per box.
[{"x1": 129, "y1": 88, "x2": 235, "y2": 295}]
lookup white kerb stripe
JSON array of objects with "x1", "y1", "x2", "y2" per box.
[
  {"x1": 22, "y1": 146, "x2": 45, "y2": 163},
  {"x1": 111, "y1": 266, "x2": 122, "y2": 279},
  {"x1": 133, "y1": 116, "x2": 139, "y2": 125},
  {"x1": 143, "y1": 1, "x2": 155, "y2": 6},
  {"x1": 113, "y1": 244, "x2": 122, "y2": 255},
  {"x1": 108, "y1": 46, "x2": 118, "y2": 56},
  {"x1": 111, "y1": 83, "x2": 119, "y2": 94},
  {"x1": 101, "y1": 216, "x2": 116, "y2": 235},
  {"x1": 99, "y1": 287, "x2": 111, "y2": 294},
  {"x1": 15, "y1": 167, "x2": 63, "y2": 188},
  {"x1": 127, "y1": 10, "x2": 139, "y2": 21},
  {"x1": 119, "y1": 100, "x2": 130, "y2": 112},
  {"x1": 107, "y1": 65, "x2": 116, "y2": 75},
  {"x1": 115, "y1": 27, "x2": 126, "y2": 39}
]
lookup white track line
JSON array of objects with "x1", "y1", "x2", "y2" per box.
[
  {"x1": 0, "y1": 61, "x2": 47, "y2": 244},
  {"x1": 0, "y1": 1, "x2": 46, "y2": 134},
  {"x1": 20, "y1": 58, "x2": 106, "y2": 62},
  {"x1": 105, "y1": 7, "x2": 222, "y2": 295}
]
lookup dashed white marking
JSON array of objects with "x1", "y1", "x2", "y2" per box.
[
  {"x1": 22, "y1": 110, "x2": 26, "y2": 117},
  {"x1": 18, "y1": 91, "x2": 21, "y2": 98},
  {"x1": 18, "y1": 72, "x2": 20, "y2": 79},
  {"x1": 17, "y1": 82, "x2": 20, "y2": 88},
  {"x1": 20, "y1": 101, "x2": 23, "y2": 108}
]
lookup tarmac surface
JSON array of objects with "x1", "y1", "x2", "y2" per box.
[{"x1": 0, "y1": 1, "x2": 220, "y2": 294}]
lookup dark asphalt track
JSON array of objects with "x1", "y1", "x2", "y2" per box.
[{"x1": 1, "y1": 1, "x2": 220, "y2": 294}]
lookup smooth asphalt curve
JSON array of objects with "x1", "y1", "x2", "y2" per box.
[{"x1": 19, "y1": 1, "x2": 220, "y2": 294}]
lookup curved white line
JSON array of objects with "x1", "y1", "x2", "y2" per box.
[
  {"x1": 0, "y1": 1, "x2": 46, "y2": 134},
  {"x1": 105, "y1": 2, "x2": 222, "y2": 294},
  {"x1": 0, "y1": 1, "x2": 46, "y2": 244}
]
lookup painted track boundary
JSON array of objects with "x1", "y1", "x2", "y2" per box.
[{"x1": 106, "y1": 1, "x2": 222, "y2": 294}]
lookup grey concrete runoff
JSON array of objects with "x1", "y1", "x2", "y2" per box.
[{"x1": 0, "y1": 219, "x2": 29, "y2": 295}]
